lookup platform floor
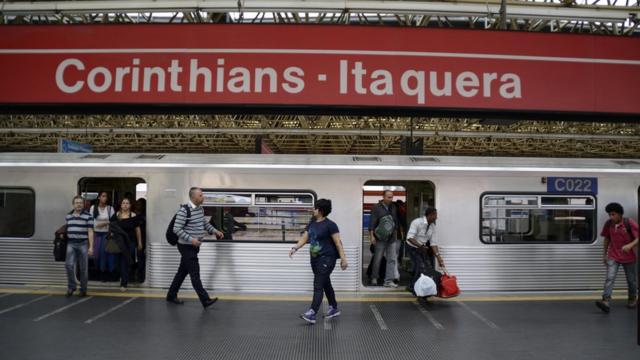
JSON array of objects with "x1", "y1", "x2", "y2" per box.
[{"x1": 0, "y1": 286, "x2": 638, "y2": 360}]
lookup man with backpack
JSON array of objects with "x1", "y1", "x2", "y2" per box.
[
  {"x1": 595, "y1": 202, "x2": 639, "y2": 313},
  {"x1": 166, "y1": 187, "x2": 223, "y2": 308},
  {"x1": 368, "y1": 190, "x2": 400, "y2": 287}
]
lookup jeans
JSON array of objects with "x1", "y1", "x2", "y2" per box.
[
  {"x1": 602, "y1": 259, "x2": 637, "y2": 300},
  {"x1": 96, "y1": 232, "x2": 116, "y2": 272},
  {"x1": 65, "y1": 241, "x2": 88, "y2": 292},
  {"x1": 310, "y1": 256, "x2": 337, "y2": 313},
  {"x1": 167, "y1": 244, "x2": 210, "y2": 304},
  {"x1": 372, "y1": 239, "x2": 398, "y2": 283},
  {"x1": 93, "y1": 232, "x2": 107, "y2": 271}
]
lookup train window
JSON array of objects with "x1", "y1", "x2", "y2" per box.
[
  {"x1": 483, "y1": 195, "x2": 537, "y2": 207},
  {"x1": 481, "y1": 193, "x2": 596, "y2": 244},
  {"x1": 0, "y1": 187, "x2": 35, "y2": 238},
  {"x1": 202, "y1": 190, "x2": 315, "y2": 243},
  {"x1": 204, "y1": 193, "x2": 252, "y2": 205},
  {"x1": 254, "y1": 193, "x2": 314, "y2": 206}
]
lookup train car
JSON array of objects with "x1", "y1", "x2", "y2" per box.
[{"x1": 0, "y1": 153, "x2": 638, "y2": 293}]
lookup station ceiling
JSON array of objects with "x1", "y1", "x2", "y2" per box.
[
  {"x1": 1, "y1": 0, "x2": 639, "y2": 157},
  {"x1": 1, "y1": 115, "x2": 638, "y2": 157}
]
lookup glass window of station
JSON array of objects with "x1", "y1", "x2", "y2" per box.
[
  {"x1": 0, "y1": 187, "x2": 35, "y2": 238},
  {"x1": 480, "y1": 193, "x2": 596, "y2": 244},
  {"x1": 202, "y1": 190, "x2": 315, "y2": 242}
]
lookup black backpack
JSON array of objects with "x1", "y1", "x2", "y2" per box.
[
  {"x1": 605, "y1": 218, "x2": 634, "y2": 238},
  {"x1": 166, "y1": 205, "x2": 191, "y2": 246}
]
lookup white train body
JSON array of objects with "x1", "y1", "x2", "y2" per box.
[{"x1": 0, "y1": 153, "x2": 638, "y2": 293}]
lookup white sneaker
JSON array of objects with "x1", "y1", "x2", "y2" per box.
[{"x1": 383, "y1": 282, "x2": 398, "y2": 288}]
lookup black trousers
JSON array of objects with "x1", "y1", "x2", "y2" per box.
[
  {"x1": 167, "y1": 243, "x2": 210, "y2": 304},
  {"x1": 408, "y1": 246, "x2": 439, "y2": 290},
  {"x1": 310, "y1": 256, "x2": 337, "y2": 313}
]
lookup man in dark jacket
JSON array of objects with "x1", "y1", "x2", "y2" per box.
[{"x1": 368, "y1": 190, "x2": 400, "y2": 287}]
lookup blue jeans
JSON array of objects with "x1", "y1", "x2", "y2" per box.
[
  {"x1": 93, "y1": 232, "x2": 106, "y2": 271},
  {"x1": 96, "y1": 232, "x2": 116, "y2": 272},
  {"x1": 602, "y1": 259, "x2": 637, "y2": 300},
  {"x1": 310, "y1": 256, "x2": 337, "y2": 313},
  {"x1": 65, "y1": 241, "x2": 88, "y2": 292},
  {"x1": 372, "y1": 239, "x2": 398, "y2": 283}
]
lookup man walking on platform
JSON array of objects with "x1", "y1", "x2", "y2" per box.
[
  {"x1": 167, "y1": 187, "x2": 223, "y2": 308},
  {"x1": 595, "y1": 202, "x2": 639, "y2": 313}
]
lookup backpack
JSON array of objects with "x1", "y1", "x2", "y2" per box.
[
  {"x1": 605, "y1": 218, "x2": 634, "y2": 239},
  {"x1": 374, "y1": 214, "x2": 395, "y2": 241},
  {"x1": 166, "y1": 205, "x2": 191, "y2": 246}
]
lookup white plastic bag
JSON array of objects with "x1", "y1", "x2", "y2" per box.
[{"x1": 414, "y1": 274, "x2": 437, "y2": 297}]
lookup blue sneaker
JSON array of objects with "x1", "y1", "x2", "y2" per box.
[
  {"x1": 300, "y1": 309, "x2": 316, "y2": 324},
  {"x1": 325, "y1": 306, "x2": 341, "y2": 319}
]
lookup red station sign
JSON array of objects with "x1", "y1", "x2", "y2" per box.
[{"x1": 0, "y1": 24, "x2": 638, "y2": 117}]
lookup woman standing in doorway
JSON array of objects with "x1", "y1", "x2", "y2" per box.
[
  {"x1": 90, "y1": 191, "x2": 115, "y2": 281},
  {"x1": 110, "y1": 198, "x2": 142, "y2": 291},
  {"x1": 289, "y1": 199, "x2": 348, "y2": 324}
]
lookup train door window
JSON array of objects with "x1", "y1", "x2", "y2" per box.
[
  {"x1": 481, "y1": 193, "x2": 596, "y2": 244},
  {"x1": 77, "y1": 177, "x2": 147, "y2": 282},
  {"x1": 362, "y1": 181, "x2": 435, "y2": 288},
  {"x1": 0, "y1": 187, "x2": 35, "y2": 238},
  {"x1": 202, "y1": 190, "x2": 315, "y2": 242}
]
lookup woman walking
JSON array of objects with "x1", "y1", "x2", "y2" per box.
[
  {"x1": 289, "y1": 199, "x2": 348, "y2": 324},
  {"x1": 110, "y1": 198, "x2": 142, "y2": 291}
]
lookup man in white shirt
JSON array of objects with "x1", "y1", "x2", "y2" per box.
[{"x1": 406, "y1": 207, "x2": 445, "y2": 293}]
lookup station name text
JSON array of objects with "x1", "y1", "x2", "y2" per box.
[{"x1": 55, "y1": 58, "x2": 523, "y2": 104}]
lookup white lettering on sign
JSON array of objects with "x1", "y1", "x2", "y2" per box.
[
  {"x1": 56, "y1": 58, "x2": 306, "y2": 95},
  {"x1": 55, "y1": 57, "x2": 522, "y2": 103},
  {"x1": 554, "y1": 178, "x2": 593, "y2": 192},
  {"x1": 338, "y1": 60, "x2": 521, "y2": 104},
  {"x1": 56, "y1": 58, "x2": 85, "y2": 94}
]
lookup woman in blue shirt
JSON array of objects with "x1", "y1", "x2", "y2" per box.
[{"x1": 289, "y1": 199, "x2": 348, "y2": 324}]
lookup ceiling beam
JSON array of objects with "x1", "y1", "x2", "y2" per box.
[
  {"x1": 1, "y1": 0, "x2": 637, "y2": 23},
  {"x1": 2, "y1": 126, "x2": 638, "y2": 141}
]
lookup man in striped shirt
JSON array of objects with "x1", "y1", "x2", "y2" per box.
[
  {"x1": 167, "y1": 187, "x2": 223, "y2": 308},
  {"x1": 65, "y1": 195, "x2": 94, "y2": 297}
]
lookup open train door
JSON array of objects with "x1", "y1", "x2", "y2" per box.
[
  {"x1": 362, "y1": 180, "x2": 435, "y2": 289},
  {"x1": 78, "y1": 177, "x2": 147, "y2": 283}
]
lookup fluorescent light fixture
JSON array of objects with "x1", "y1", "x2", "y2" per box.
[{"x1": 1, "y1": 161, "x2": 640, "y2": 174}]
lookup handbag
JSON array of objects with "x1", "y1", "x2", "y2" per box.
[
  {"x1": 105, "y1": 234, "x2": 121, "y2": 254},
  {"x1": 53, "y1": 224, "x2": 67, "y2": 262},
  {"x1": 438, "y1": 269, "x2": 460, "y2": 298}
]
